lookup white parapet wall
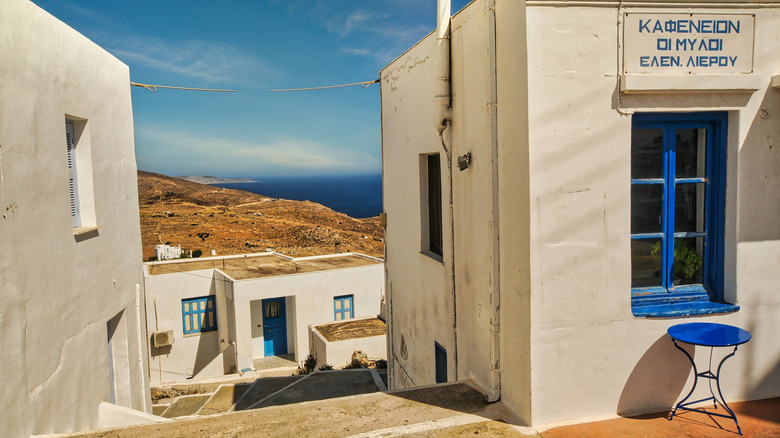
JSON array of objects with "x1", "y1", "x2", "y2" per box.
[{"x1": 309, "y1": 317, "x2": 387, "y2": 369}]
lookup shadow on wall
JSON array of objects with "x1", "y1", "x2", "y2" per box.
[
  {"x1": 739, "y1": 86, "x2": 780, "y2": 243},
  {"x1": 617, "y1": 334, "x2": 693, "y2": 417},
  {"x1": 191, "y1": 330, "x2": 220, "y2": 378}
]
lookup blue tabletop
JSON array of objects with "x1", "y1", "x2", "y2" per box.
[{"x1": 668, "y1": 322, "x2": 751, "y2": 347}]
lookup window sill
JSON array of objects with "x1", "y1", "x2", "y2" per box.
[
  {"x1": 631, "y1": 289, "x2": 739, "y2": 317},
  {"x1": 420, "y1": 250, "x2": 444, "y2": 264},
  {"x1": 73, "y1": 225, "x2": 101, "y2": 236},
  {"x1": 183, "y1": 330, "x2": 217, "y2": 338}
]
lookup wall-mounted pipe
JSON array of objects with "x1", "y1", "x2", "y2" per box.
[
  {"x1": 485, "y1": 0, "x2": 501, "y2": 404},
  {"x1": 435, "y1": 0, "x2": 453, "y2": 133},
  {"x1": 436, "y1": 0, "x2": 458, "y2": 383}
]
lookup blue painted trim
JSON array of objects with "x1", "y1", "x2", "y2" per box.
[
  {"x1": 631, "y1": 112, "x2": 729, "y2": 315},
  {"x1": 675, "y1": 177, "x2": 707, "y2": 184},
  {"x1": 633, "y1": 301, "x2": 739, "y2": 318},
  {"x1": 631, "y1": 233, "x2": 663, "y2": 240},
  {"x1": 262, "y1": 297, "x2": 287, "y2": 356},
  {"x1": 674, "y1": 232, "x2": 707, "y2": 238},
  {"x1": 334, "y1": 295, "x2": 354, "y2": 320},
  {"x1": 631, "y1": 179, "x2": 665, "y2": 185},
  {"x1": 182, "y1": 296, "x2": 217, "y2": 335}
]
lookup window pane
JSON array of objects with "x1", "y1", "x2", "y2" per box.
[
  {"x1": 673, "y1": 237, "x2": 704, "y2": 286},
  {"x1": 631, "y1": 185, "x2": 663, "y2": 234},
  {"x1": 265, "y1": 301, "x2": 280, "y2": 318},
  {"x1": 676, "y1": 129, "x2": 707, "y2": 178},
  {"x1": 675, "y1": 183, "x2": 706, "y2": 233},
  {"x1": 427, "y1": 154, "x2": 443, "y2": 256},
  {"x1": 335, "y1": 300, "x2": 342, "y2": 310},
  {"x1": 631, "y1": 239, "x2": 662, "y2": 288},
  {"x1": 631, "y1": 129, "x2": 664, "y2": 179}
]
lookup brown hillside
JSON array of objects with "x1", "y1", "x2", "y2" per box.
[{"x1": 137, "y1": 170, "x2": 384, "y2": 261}]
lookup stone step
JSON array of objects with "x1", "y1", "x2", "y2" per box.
[
  {"x1": 196, "y1": 383, "x2": 252, "y2": 416},
  {"x1": 160, "y1": 393, "x2": 212, "y2": 418},
  {"x1": 232, "y1": 375, "x2": 304, "y2": 412}
]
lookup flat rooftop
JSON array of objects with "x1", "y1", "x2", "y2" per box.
[
  {"x1": 146, "y1": 253, "x2": 380, "y2": 280},
  {"x1": 314, "y1": 317, "x2": 387, "y2": 342}
]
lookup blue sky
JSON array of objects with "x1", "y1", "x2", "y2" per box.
[{"x1": 33, "y1": 0, "x2": 471, "y2": 178}]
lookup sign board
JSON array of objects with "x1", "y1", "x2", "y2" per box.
[{"x1": 624, "y1": 13, "x2": 754, "y2": 74}]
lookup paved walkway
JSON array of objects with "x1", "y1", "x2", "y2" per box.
[
  {"x1": 67, "y1": 375, "x2": 779, "y2": 438},
  {"x1": 253, "y1": 353, "x2": 296, "y2": 371}
]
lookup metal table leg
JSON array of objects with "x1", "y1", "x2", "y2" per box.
[{"x1": 669, "y1": 340, "x2": 742, "y2": 434}]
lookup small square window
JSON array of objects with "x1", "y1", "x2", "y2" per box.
[
  {"x1": 182, "y1": 296, "x2": 217, "y2": 335},
  {"x1": 334, "y1": 295, "x2": 354, "y2": 321}
]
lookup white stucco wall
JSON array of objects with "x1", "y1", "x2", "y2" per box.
[
  {"x1": 233, "y1": 262, "x2": 384, "y2": 372},
  {"x1": 143, "y1": 265, "x2": 231, "y2": 383},
  {"x1": 380, "y1": 24, "x2": 456, "y2": 390},
  {"x1": 524, "y1": 3, "x2": 780, "y2": 427},
  {"x1": 0, "y1": 1, "x2": 151, "y2": 436},
  {"x1": 382, "y1": 0, "x2": 779, "y2": 429}
]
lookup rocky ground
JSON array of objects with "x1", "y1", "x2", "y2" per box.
[{"x1": 137, "y1": 171, "x2": 384, "y2": 261}]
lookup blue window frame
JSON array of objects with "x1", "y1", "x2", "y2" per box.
[
  {"x1": 182, "y1": 296, "x2": 217, "y2": 334},
  {"x1": 334, "y1": 295, "x2": 354, "y2": 321},
  {"x1": 631, "y1": 112, "x2": 738, "y2": 317}
]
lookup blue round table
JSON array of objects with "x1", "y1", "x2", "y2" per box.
[{"x1": 667, "y1": 322, "x2": 751, "y2": 435}]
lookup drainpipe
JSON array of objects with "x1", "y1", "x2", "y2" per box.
[
  {"x1": 436, "y1": 0, "x2": 458, "y2": 382},
  {"x1": 435, "y1": 0, "x2": 453, "y2": 133},
  {"x1": 484, "y1": 0, "x2": 501, "y2": 403}
]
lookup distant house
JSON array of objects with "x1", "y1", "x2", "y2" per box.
[
  {"x1": 143, "y1": 252, "x2": 384, "y2": 383},
  {"x1": 0, "y1": 1, "x2": 152, "y2": 436},
  {"x1": 155, "y1": 244, "x2": 182, "y2": 260},
  {"x1": 381, "y1": 0, "x2": 780, "y2": 429}
]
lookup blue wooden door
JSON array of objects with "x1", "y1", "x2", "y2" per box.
[{"x1": 262, "y1": 298, "x2": 287, "y2": 356}]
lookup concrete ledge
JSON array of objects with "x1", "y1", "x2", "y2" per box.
[
  {"x1": 772, "y1": 75, "x2": 780, "y2": 90},
  {"x1": 621, "y1": 74, "x2": 761, "y2": 94}
]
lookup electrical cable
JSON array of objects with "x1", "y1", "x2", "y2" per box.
[
  {"x1": 130, "y1": 79, "x2": 379, "y2": 93},
  {"x1": 130, "y1": 82, "x2": 237, "y2": 93},
  {"x1": 268, "y1": 79, "x2": 379, "y2": 92}
]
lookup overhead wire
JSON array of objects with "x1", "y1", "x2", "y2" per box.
[
  {"x1": 130, "y1": 79, "x2": 379, "y2": 93},
  {"x1": 130, "y1": 82, "x2": 237, "y2": 93},
  {"x1": 268, "y1": 79, "x2": 379, "y2": 92}
]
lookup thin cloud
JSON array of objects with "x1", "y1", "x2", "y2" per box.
[
  {"x1": 340, "y1": 47, "x2": 372, "y2": 56},
  {"x1": 110, "y1": 37, "x2": 273, "y2": 85},
  {"x1": 135, "y1": 126, "x2": 379, "y2": 176}
]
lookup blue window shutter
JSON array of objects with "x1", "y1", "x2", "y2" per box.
[{"x1": 66, "y1": 120, "x2": 80, "y2": 227}]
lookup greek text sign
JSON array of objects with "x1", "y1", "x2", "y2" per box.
[{"x1": 624, "y1": 14, "x2": 754, "y2": 74}]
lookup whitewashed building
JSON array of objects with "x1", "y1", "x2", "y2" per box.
[
  {"x1": 0, "y1": 1, "x2": 153, "y2": 436},
  {"x1": 143, "y1": 252, "x2": 384, "y2": 383},
  {"x1": 381, "y1": 0, "x2": 780, "y2": 428},
  {"x1": 155, "y1": 244, "x2": 182, "y2": 260}
]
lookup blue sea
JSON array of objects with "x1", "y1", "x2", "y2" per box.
[{"x1": 216, "y1": 174, "x2": 382, "y2": 219}]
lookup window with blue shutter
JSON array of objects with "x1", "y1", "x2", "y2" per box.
[
  {"x1": 182, "y1": 296, "x2": 217, "y2": 335},
  {"x1": 333, "y1": 295, "x2": 354, "y2": 321},
  {"x1": 66, "y1": 119, "x2": 80, "y2": 227}
]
